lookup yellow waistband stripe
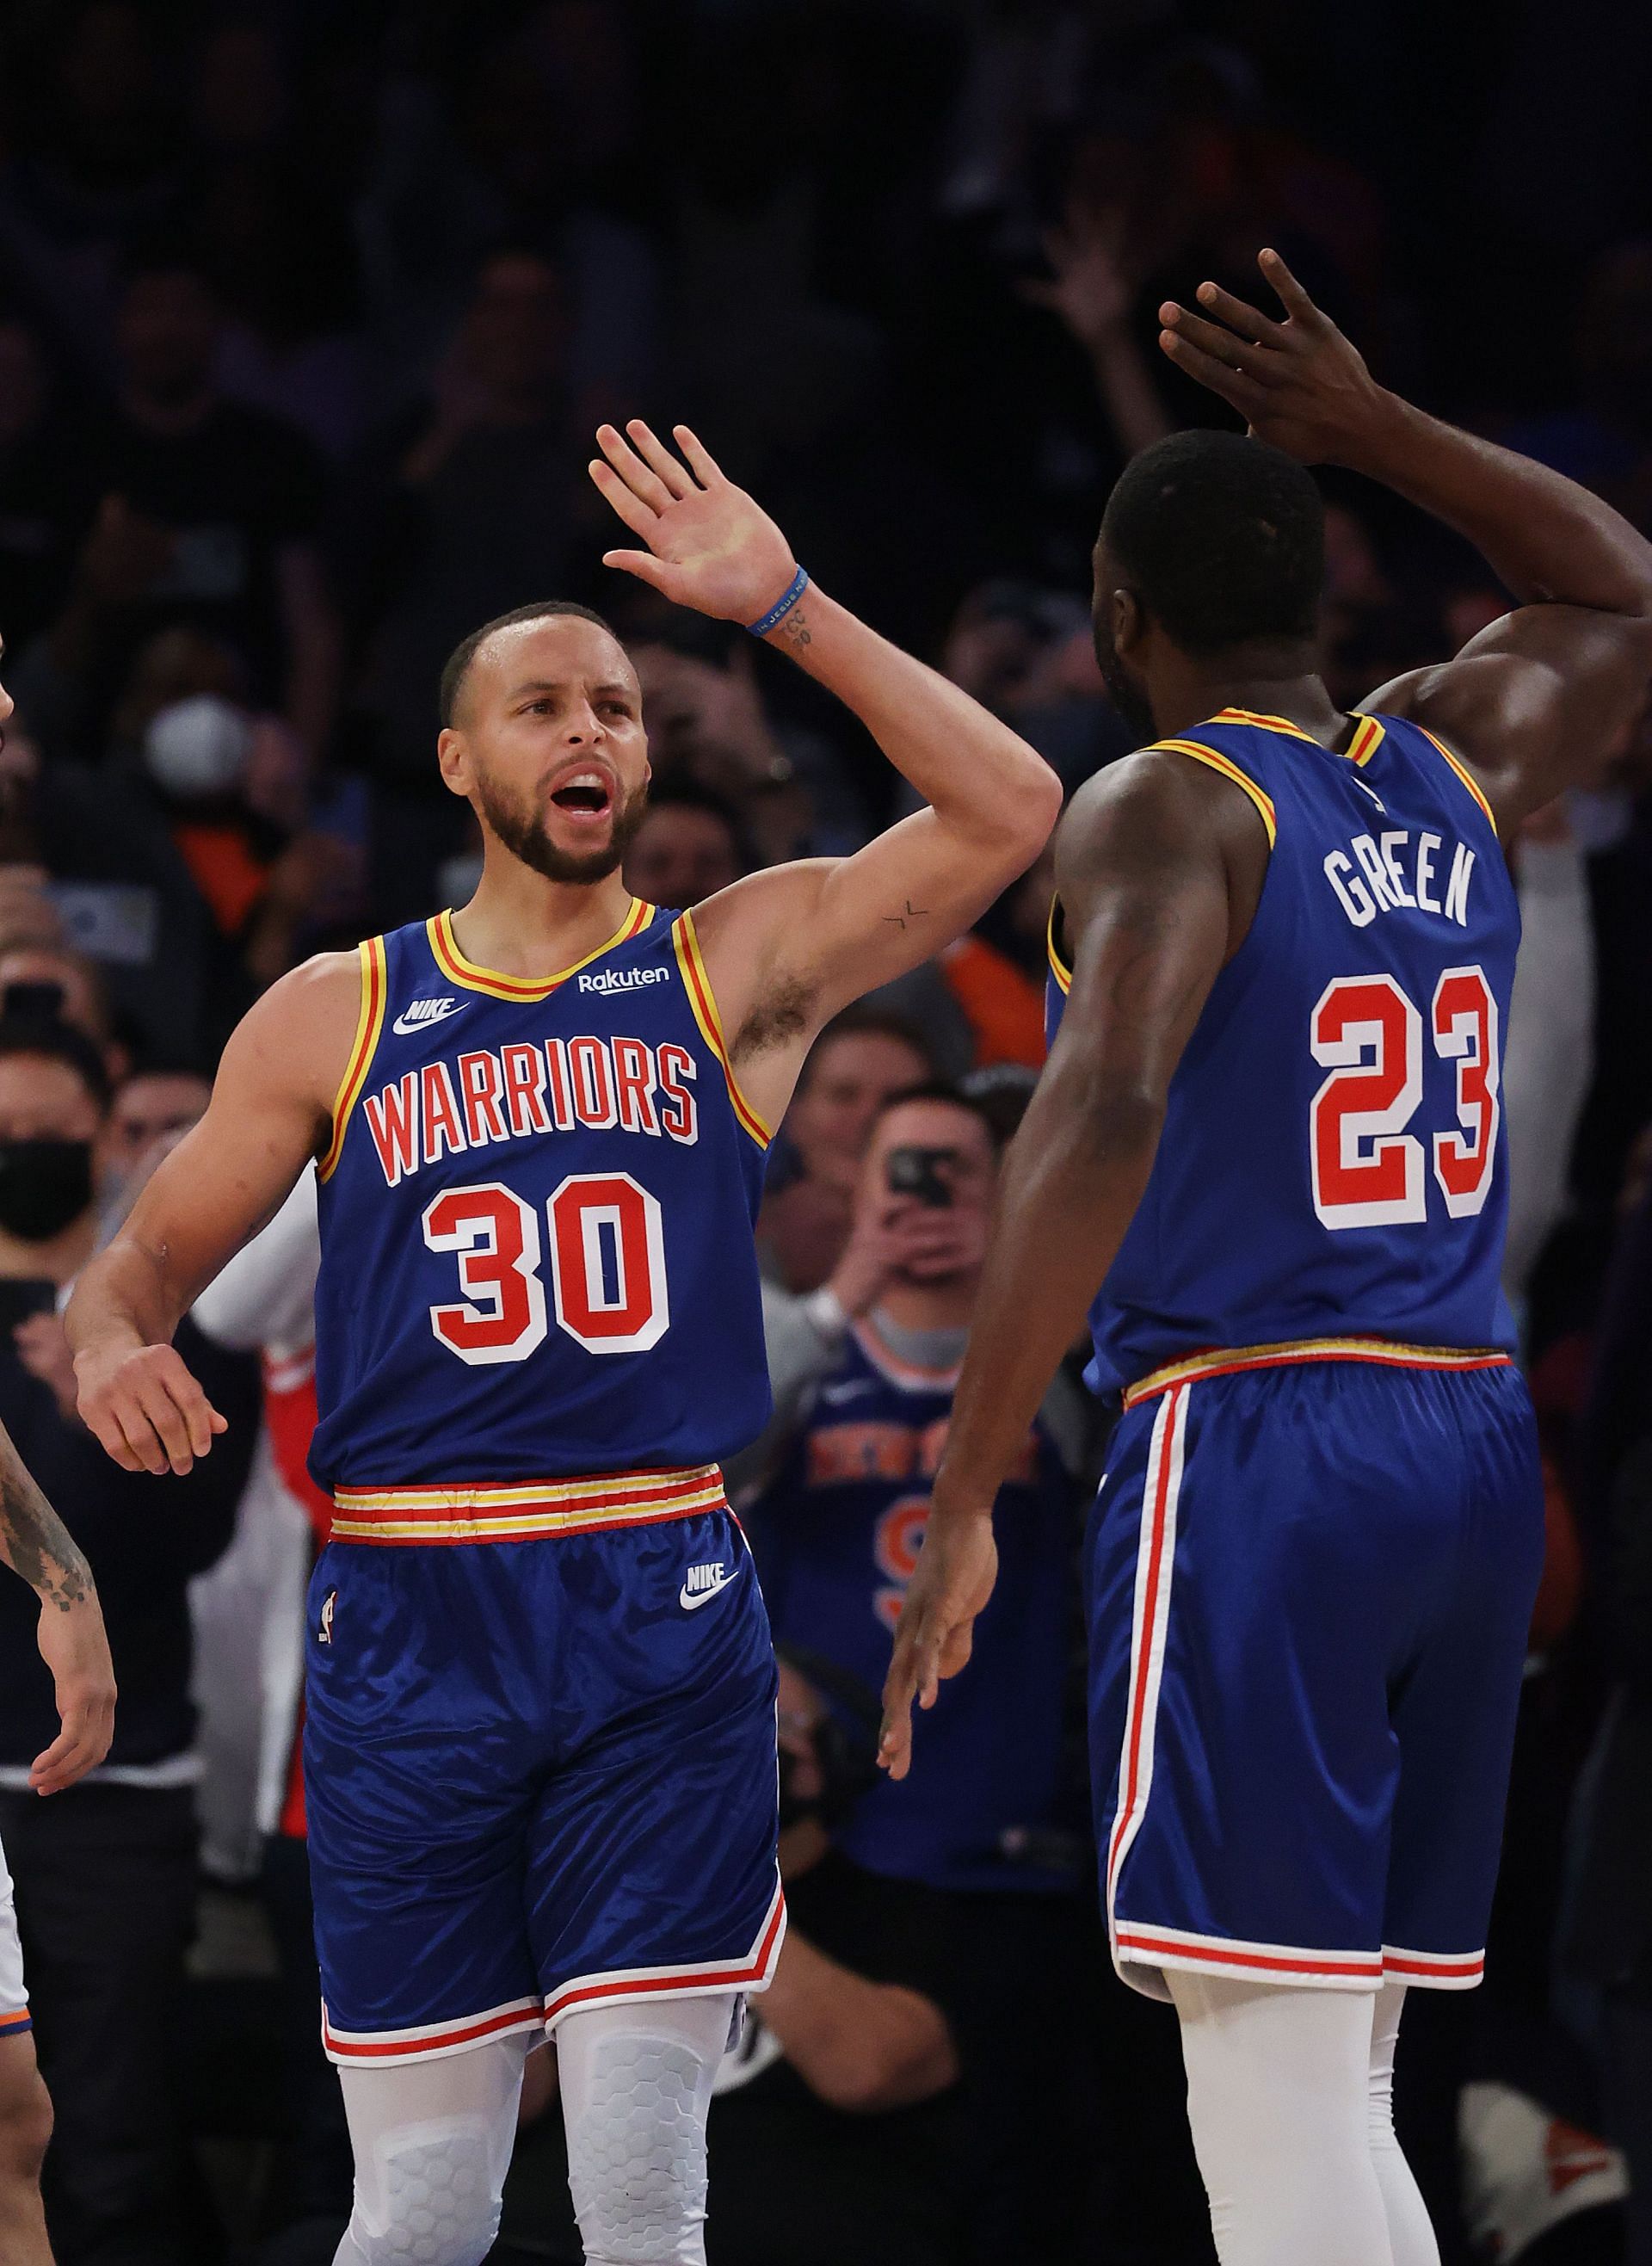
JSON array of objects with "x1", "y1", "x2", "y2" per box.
[
  {"x1": 330, "y1": 1463, "x2": 728, "y2": 1544},
  {"x1": 1121, "y1": 1337, "x2": 1512, "y2": 1409}
]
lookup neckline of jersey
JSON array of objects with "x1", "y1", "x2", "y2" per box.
[
  {"x1": 1209, "y1": 706, "x2": 1386, "y2": 766},
  {"x1": 430, "y1": 898, "x2": 656, "y2": 999}
]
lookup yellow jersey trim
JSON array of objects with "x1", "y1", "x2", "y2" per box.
[
  {"x1": 317, "y1": 936, "x2": 388, "y2": 1182},
  {"x1": 1047, "y1": 898, "x2": 1072, "y2": 996},
  {"x1": 1347, "y1": 714, "x2": 1386, "y2": 767},
  {"x1": 670, "y1": 911, "x2": 773, "y2": 1149},
  {"x1": 1122, "y1": 1336, "x2": 1512, "y2": 1410},
  {"x1": 1415, "y1": 726, "x2": 1499, "y2": 835},
  {"x1": 427, "y1": 898, "x2": 653, "y2": 1002},
  {"x1": 1209, "y1": 707, "x2": 1319, "y2": 744},
  {"x1": 1152, "y1": 738, "x2": 1278, "y2": 848}
]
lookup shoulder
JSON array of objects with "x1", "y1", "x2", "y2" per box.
[
  {"x1": 1057, "y1": 744, "x2": 1262, "y2": 892},
  {"x1": 219, "y1": 949, "x2": 366, "y2": 1106}
]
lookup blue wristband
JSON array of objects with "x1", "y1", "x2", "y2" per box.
[{"x1": 746, "y1": 567, "x2": 809, "y2": 638}]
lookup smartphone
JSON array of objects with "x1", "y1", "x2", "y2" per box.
[
  {"x1": 885, "y1": 1145, "x2": 955, "y2": 1208},
  {"x1": 0, "y1": 1280, "x2": 57, "y2": 1332}
]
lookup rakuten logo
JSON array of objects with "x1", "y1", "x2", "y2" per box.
[{"x1": 578, "y1": 966, "x2": 669, "y2": 994}]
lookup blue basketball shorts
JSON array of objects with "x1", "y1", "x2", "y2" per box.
[
  {"x1": 303, "y1": 1479, "x2": 783, "y2": 2068},
  {"x1": 1087, "y1": 1348, "x2": 1543, "y2": 1999}
]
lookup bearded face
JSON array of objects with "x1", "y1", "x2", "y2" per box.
[{"x1": 472, "y1": 760, "x2": 650, "y2": 885}]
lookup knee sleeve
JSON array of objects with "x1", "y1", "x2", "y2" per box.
[
  {"x1": 557, "y1": 1992, "x2": 738, "y2": 2266},
  {"x1": 333, "y1": 2033, "x2": 529, "y2": 2266}
]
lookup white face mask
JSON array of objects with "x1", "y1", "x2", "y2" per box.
[{"x1": 143, "y1": 695, "x2": 252, "y2": 800}]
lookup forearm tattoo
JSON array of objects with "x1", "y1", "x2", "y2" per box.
[{"x1": 0, "y1": 1438, "x2": 91, "y2": 1611}]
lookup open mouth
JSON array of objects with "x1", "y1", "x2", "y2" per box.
[{"x1": 549, "y1": 773, "x2": 614, "y2": 820}]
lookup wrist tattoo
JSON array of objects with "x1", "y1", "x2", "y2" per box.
[
  {"x1": 776, "y1": 605, "x2": 812, "y2": 651},
  {"x1": 0, "y1": 1445, "x2": 91, "y2": 1612}
]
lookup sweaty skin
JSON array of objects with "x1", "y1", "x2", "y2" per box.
[
  {"x1": 878, "y1": 250, "x2": 1652, "y2": 1775},
  {"x1": 65, "y1": 420, "x2": 1061, "y2": 1478}
]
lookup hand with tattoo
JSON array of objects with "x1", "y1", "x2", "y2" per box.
[{"x1": 0, "y1": 1436, "x2": 115, "y2": 1792}]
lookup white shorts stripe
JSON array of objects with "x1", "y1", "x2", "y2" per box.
[{"x1": 1105, "y1": 1382, "x2": 1189, "y2": 1939}]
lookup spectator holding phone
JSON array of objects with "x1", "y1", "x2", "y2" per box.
[{"x1": 732, "y1": 1084, "x2": 1096, "y2": 2260}]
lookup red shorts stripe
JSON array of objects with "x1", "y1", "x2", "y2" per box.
[{"x1": 1115, "y1": 1929, "x2": 1383, "y2": 1982}]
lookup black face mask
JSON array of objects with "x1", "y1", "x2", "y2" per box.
[{"x1": 0, "y1": 1140, "x2": 95, "y2": 1242}]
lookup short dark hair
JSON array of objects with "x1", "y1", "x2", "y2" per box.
[
  {"x1": 875, "y1": 1079, "x2": 1005, "y2": 1152},
  {"x1": 1099, "y1": 431, "x2": 1324, "y2": 654},
  {"x1": 438, "y1": 602, "x2": 620, "y2": 728},
  {"x1": 795, "y1": 1008, "x2": 939, "y2": 1096},
  {"x1": 0, "y1": 1015, "x2": 112, "y2": 1115}
]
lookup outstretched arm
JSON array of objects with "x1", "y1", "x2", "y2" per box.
[
  {"x1": 590, "y1": 422, "x2": 1061, "y2": 1111},
  {"x1": 67, "y1": 954, "x2": 356, "y2": 1476},
  {"x1": 1156, "y1": 250, "x2": 1652, "y2": 834},
  {"x1": 0, "y1": 1430, "x2": 116, "y2": 1793},
  {"x1": 879, "y1": 752, "x2": 1254, "y2": 1775}
]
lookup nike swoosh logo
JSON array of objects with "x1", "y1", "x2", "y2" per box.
[
  {"x1": 821, "y1": 1381, "x2": 875, "y2": 1405},
  {"x1": 392, "y1": 1001, "x2": 463, "y2": 1036},
  {"x1": 680, "y1": 1572, "x2": 738, "y2": 1611}
]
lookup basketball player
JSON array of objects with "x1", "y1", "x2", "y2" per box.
[
  {"x1": 881, "y1": 251, "x2": 1652, "y2": 2266},
  {"x1": 0, "y1": 650, "x2": 119, "y2": 2265},
  {"x1": 65, "y1": 421, "x2": 1060, "y2": 2266}
]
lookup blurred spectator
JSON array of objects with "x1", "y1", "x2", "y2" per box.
[
  {"x1": 100, "y1": 1060, "x2": 210, "y2": 1213},
  {"x1": 622, "y1": 781, "x2": 749, "y2": 911},
  {"x1": 0, "y1": 945, "x2": 120, "y2": 1071},
  {"x1": 189, "y1": 1170, "x2": 352, "y2": 2251},
  {"x1": 347, "y1": 249, "x2": 584, "y2": 783},
  {"x1": 0, "y1": 319, "x2": 88, "y2": 652},
  {"x1": 630, "y1": 617, "x2": 871, "y2": 862},
  {"x1": 497, "y1": 1651, "x2": 971, "y2": 2266},
  {"x1": 22, "y1": 251, "x2": 339, "y2": 760},
  {"x1": 0, "y1": 1002, "x2": 256, "y2": 2263},
  {"x1": 737, "y1": 1084, "x2": 1096, "y2": 2261},
  {"x1": 758, "y1": 1010, "x2": 936, "y2": 1295}
]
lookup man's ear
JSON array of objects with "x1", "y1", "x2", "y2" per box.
[
  {"x1": 1112, "y1": 586, "x2": 1145, "y2": 659},
  {"x1": 436, "y1": 727, "x2": 469, "y2": 798}
]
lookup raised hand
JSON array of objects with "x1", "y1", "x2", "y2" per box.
[
  {"x1": 589, "y1": 421, "x2": 798, "y2": 625},
  {"x1": 1156, "y1": 248, "x2": 1390, "y2": 466}
]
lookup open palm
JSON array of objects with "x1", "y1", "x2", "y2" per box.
[{"x1": 589, "y1": 421, "x2": 798, "y2": 625}]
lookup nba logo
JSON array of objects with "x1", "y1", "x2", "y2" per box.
[{"x1": 318, "y1": 1590, "x2": 336, "y2": 1645}]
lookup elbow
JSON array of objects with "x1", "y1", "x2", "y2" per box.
[
  {"x1": 1008, "y1": 756, "x2": 1064, "y2": 862},
  {"x1": 809, "y1": 1991, "x2": 960, "y2": 2115}
]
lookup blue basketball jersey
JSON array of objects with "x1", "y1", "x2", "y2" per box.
[
  {"x1": 1046, "y1": 710, "x2": 1520, "y2": 1397},
  {"x1": 747, "y1": 1319, "x2": 1080, "y2": 1893},
  {"x1": 310, "y1": 900, "x2": 773, "y2": 1487}
]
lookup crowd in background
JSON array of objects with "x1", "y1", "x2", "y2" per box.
[{"x1": 0, "y1": 0, "x2": 1650, "y2": 2260}]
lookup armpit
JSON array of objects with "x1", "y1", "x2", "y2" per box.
[{"x1": 731, "y1": 975, "x2": 816, "y2": 1064}]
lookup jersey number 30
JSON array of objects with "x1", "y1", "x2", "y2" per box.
[
  {"x1": 1310, "y1": 967, "x2": 1499, "y2": 1230},
  {"x1": 421, "y1": 1174, "x2": 669, "y2": 1363}
]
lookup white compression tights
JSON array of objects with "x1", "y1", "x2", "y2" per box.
[
  {"x1": 1168, "y1": 1973, "x2": 1439, "y2": 2266},
  {"x1": 331, "y1": 1991, "x2": 738, "y2": 2266}
]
